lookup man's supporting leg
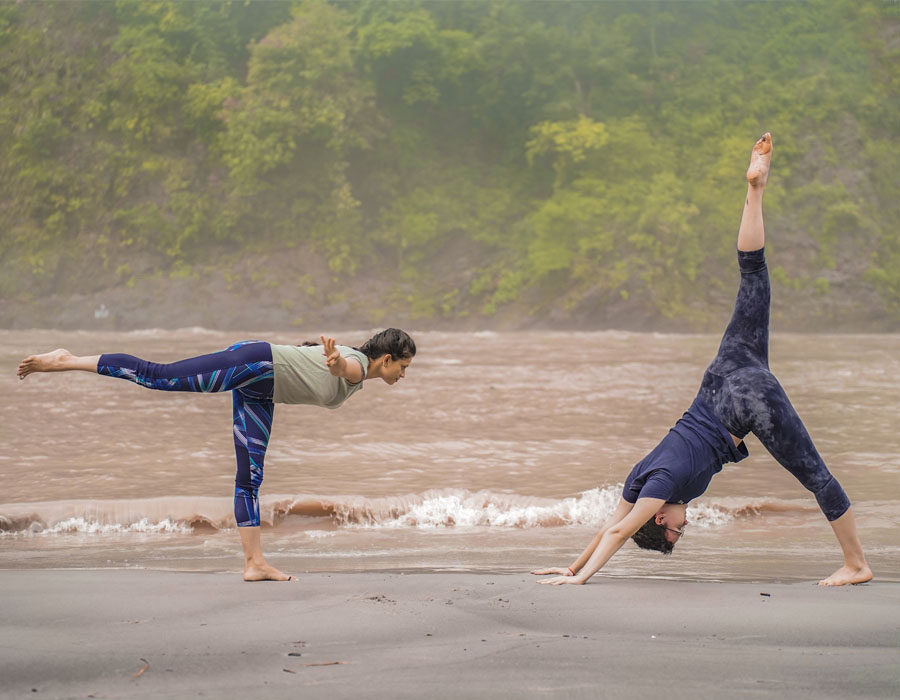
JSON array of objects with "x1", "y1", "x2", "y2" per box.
[{"x1": 736, "y1": 369, "x2": 872, "y2": 586}]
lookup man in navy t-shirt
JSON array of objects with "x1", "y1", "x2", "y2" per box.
[{"x1": 532, "y1": 134, "x2": 871, "y2": 588}]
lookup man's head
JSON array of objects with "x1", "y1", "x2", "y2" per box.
[{"x1": 631, "y1": 503, "x2": 687, "y2": 555}]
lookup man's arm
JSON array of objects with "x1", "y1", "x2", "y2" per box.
[
  {"x1": 538, "y1": 497, "x2": 665, "y2": 585},
  {"x1": 531, "y1": 498, "x2": 635, "y2": 577}
]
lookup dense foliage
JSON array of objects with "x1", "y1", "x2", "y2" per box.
[{"x1": 2, "y1": 0, "x2": 898, "y2": 327}]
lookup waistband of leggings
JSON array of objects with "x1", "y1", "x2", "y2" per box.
[{"x1": 737, "y1": 247, "x2": 766, "y2": 273}]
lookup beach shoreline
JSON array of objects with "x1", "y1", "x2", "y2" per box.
[{"x1": 2, "y1": 570, "x2": 898, "y2": 700}]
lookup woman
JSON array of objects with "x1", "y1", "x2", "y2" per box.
[
  {"x1": 532, "y1": 133, "x2": 872, "y2": 587},
  {"x1": 17, "y1": 328, "x2": 416, "y2": 582}
]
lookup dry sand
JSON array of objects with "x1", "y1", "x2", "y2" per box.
[{"x1": 1, "y1": 570, "x2": 898, "y2": 700}]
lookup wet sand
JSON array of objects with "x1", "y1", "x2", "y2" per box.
[{"x1": 1, "y1": 570, "x2": 898, "y2": 700}]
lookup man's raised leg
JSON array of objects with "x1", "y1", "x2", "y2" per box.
[{"x1": 738, "y1": 132, "x2": 772, "y2": 252}]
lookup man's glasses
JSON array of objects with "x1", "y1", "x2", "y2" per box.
[{"x1": 664, "y1": 525, "x2": 686, "y2": 540}]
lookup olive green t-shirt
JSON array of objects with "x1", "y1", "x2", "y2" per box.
[{"x1": 270, "y1": 344, "x2": 369, "y2": 408}]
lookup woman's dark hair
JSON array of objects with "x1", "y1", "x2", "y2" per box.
[
  {"x1": 631, "y1": 517, "x2": 675, "y2": 555},
  {"x1": 357, "y1": 328, "x2": 416, "y2": 360},
  {"x1": 299, "y1": 329, "x2": 416, "y2": 360}
]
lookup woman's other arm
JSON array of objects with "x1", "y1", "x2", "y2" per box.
[{"x1": 321, "y1": 335, "x2": 364, "y2": 384}]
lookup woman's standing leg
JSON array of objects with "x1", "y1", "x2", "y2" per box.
[{"x1": 231, "y1": 385, "x2": 292, "y2": 581}]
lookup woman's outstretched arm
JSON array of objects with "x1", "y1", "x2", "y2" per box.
[
  {"x1": 531, "y1": 498, "x2": 635, "y2": 577},
  {"x1": 537, "y1": 497, "x2": 665, "y2": 585}
]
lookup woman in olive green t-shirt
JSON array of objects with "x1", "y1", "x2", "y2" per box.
[{"x1": 17, "y1": 328, "x2": 416, "y2": 582}]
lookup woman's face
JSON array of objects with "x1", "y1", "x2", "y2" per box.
[{"x1": 381, "y1": 355, "x2": 413, "y2": 385}]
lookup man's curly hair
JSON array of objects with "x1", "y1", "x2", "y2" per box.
[{"x1": 631, "y1": 517, "x2": 675, "y2": 555}]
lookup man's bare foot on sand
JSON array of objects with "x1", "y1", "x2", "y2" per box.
[
  {"x1": 818, "y1": 564, "x2": 873, "y2": 587},
  {"x1": 17, "y1": 349, "x2": 99, "y2": 379},
  {"x1": 746, "y1": 132, "x2": 772, "y2": 188},
  {"x1": 243, "y1": 562, "x2": 297, "y2": 582}
]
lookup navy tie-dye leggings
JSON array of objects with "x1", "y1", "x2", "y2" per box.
[
  {"x1": 696, "y1": 248, "x2": 850, "y2": 521},
  {"x1": 97, "y1": 341, "x2": 274, "y2": 527}
]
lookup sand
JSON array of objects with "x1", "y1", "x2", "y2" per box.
[{"x1": 1, "y1": 570, "x2": 898, "y2": 700}]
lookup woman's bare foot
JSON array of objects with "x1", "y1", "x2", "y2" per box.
[
  {"x1": 746, "y1": 132, "x2": 772, "y2": 188},
  {"x1": 17, "y1": 349, "x2": 74, "y2": 379},
  {"x1": 243, "y1": 562, "x2": 297, "y2": 582},
  {"x1": 818, "y1": 563, "x2": 873, "y2": 587},
  {"x1": 238, "y1": 527, "x2": 295, "y2": 581}
]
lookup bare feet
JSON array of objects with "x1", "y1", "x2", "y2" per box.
[
  {"x1": 243, "y1": 562, "x2": 297, "y2": 582},
  {"x1": 746, "y1": 132, "x2": 772, "y2": 188},
  {"x1": 17, "y1": 349, "x2": 74, "y2": 379},
  {"x1": 818, "y1": 564, "x2": 873, "y2": 587}
]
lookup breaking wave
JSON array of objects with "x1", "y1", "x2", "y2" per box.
[{"x1": 0, "y1": 488, "x2": 813, "y2": 537}]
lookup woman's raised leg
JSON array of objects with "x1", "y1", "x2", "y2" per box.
[
  {"x1": 17, "y1": 349, "x2": 100, "y2": 378},
  {"x1": 95, "y1": 341, "x2": 273, "y2": 393},
  {"x1": 19, "y1": 341, "x2": 275, "y2": 394}
]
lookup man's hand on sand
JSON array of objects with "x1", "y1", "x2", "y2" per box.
[
  {"x1": 530, "y1": 567, "x2": 572, "y2": 576},
  {"x1": 537, "y1": 575, "x2": 585, "y2": 586}
]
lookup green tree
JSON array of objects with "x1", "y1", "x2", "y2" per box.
[{"x1": 220, "y1": 0, "x2": 377, "y2": 270}]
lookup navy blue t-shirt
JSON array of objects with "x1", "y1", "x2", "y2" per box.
[{"x1": 622, "y1": 398, "x2": 749, "y2": 505}]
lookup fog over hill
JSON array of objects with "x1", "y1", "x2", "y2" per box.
[{"x1": 2, "y1": 1, "x2": 898, "y2": 332}]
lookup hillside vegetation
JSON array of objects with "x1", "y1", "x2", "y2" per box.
[{"x1": 2, "y1": 0, "x2": 898, "y2": 331}]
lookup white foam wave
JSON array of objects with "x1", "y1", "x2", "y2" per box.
[
  {"x1": 0, "y1": 490, "x2": 783, "y2": 537},
  {"x1": 686, "y1": 502, "x2": 736, "y2": 528},
  {"x1": 0, "y1": 496, "x2": 233, "y2": 536},
  {"x1": 341, "y1": 487, "x2": 622, "y2": 530},
  {"x1": 12, "y1": 517, "x2": 192, "y2": 536}
]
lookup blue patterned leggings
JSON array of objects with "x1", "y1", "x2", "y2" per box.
[
  {"x1": 696, "y1": 248, "x2": 850, "y2": 521},
  {"x1": 98, "y1": 341, "x2": 274, "y2": 527}
]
